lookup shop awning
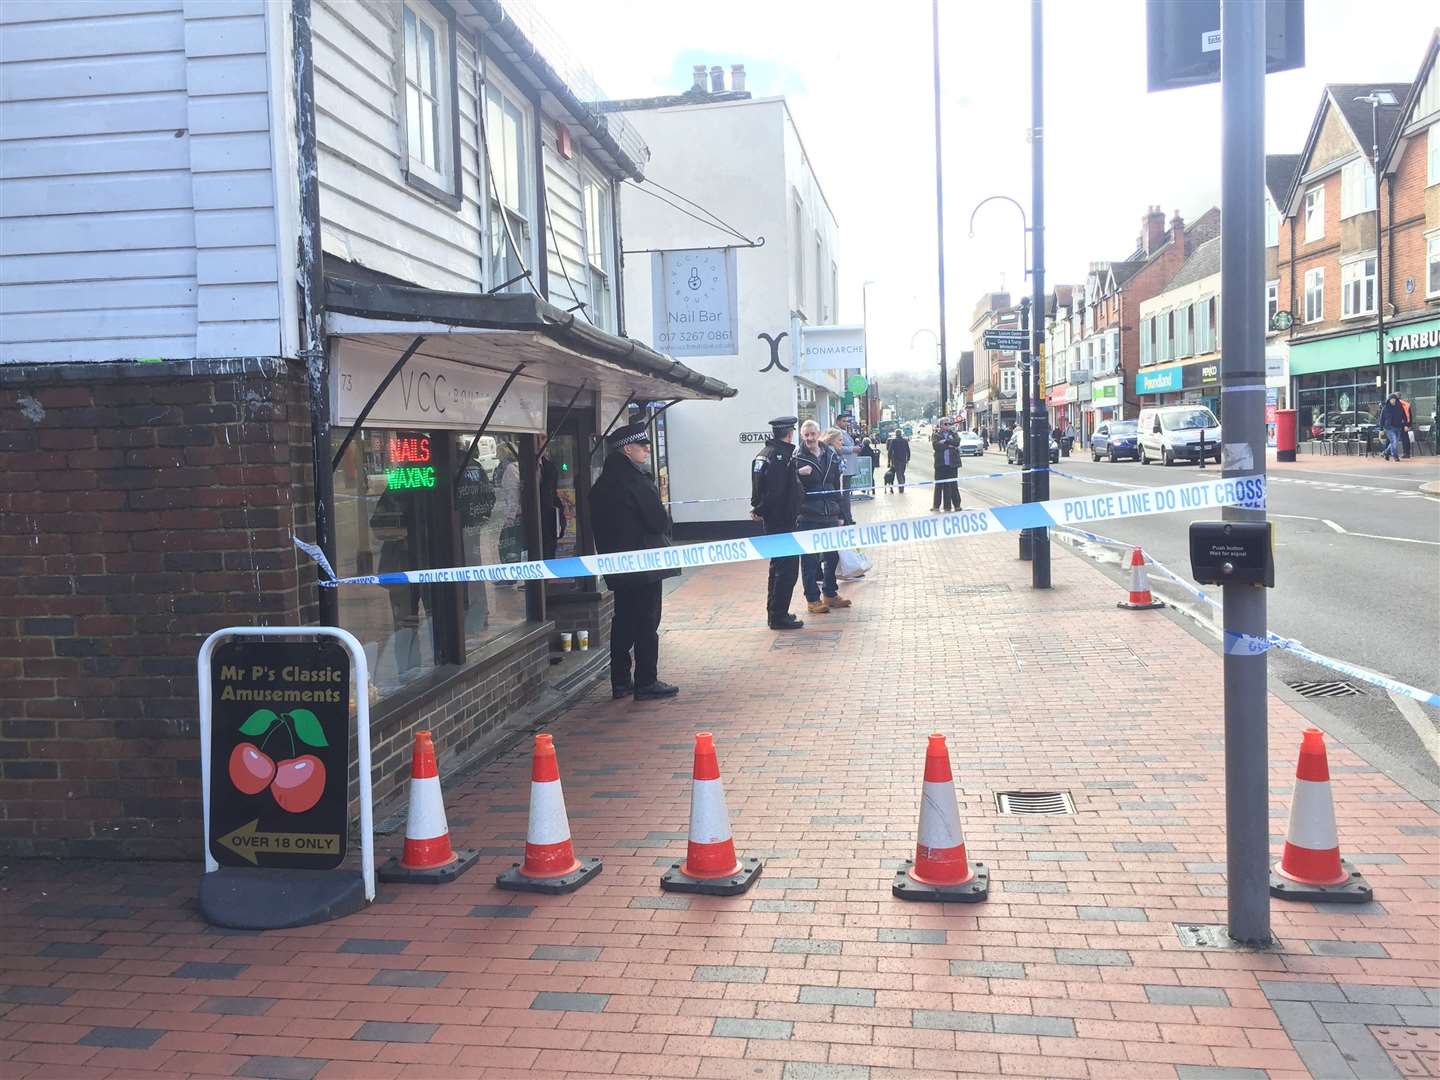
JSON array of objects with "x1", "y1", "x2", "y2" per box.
[{"x1": 324, "y1": 275, "x2": 737, "y2": 403}]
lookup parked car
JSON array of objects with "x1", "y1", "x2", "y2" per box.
[
  {"x1": 1137, "y1": 405, "x2": 1221, "y2": 465},
  {"x1": 1090, "y1": 420, "x2": 1140, "y2": 462},
  {"x1": 1005, "y1": 430, "x2": 1059, "y2": 465},
  {"x1": 956, "y1": 431, "x2": 984, "y2": 456}
]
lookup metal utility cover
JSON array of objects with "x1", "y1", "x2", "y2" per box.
[
  {"x1": 995, "y1": 791, "x2": 1076, "y2": 816},
  {"x1": 1285, "y1": 679, "x2": 1362, "y2": 699}
]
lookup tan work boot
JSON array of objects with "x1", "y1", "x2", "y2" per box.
[
  {"x1": 825, "y1": 595, "x2": 852, "y2": 608},
  {"x1": 806, "y1": 599, "x2": 830, "y2": 614}
]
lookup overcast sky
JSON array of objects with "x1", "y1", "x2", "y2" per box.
[{"x1": 536, "y1": 0, "x2": 1437, "y2": 379}]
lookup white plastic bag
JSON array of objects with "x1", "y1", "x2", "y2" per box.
[{"x1": 837, "y1": 548, "x2": 872, "y2": 579}]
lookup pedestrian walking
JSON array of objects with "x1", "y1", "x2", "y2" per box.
[
  {"x1": 886, "y1": 428, "x2": 911, "y2": 493},
  {"x1": 590, "y1": 422, "x2": 682, "y2": 701},
  {"x1": 834, "y1": 414, "x2": 858, "y2": 525},
  {"x1": 1379, "y1": 393, "x2": 1407, "y2": 462},
  {"x1": 751, "y1": 415, "x2": 806, "y2": 630},
  {"x1": 931, "y1": 418, "x2": 961, "y2": 512},
  {"x1": 1399, "y1": 395, "x2": 1413, "y2": 458},
  {"x1": 795, "y1": 421, "x2": 850, "y2": 615}
]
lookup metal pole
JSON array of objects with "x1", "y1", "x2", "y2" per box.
[
  {"x1": 1019, "y1": 299, "x2": 1033, "y2": 561},
  {"x1": 1029, "y1": 0, "x2": 1050, "y2": 589},
  {"x1": 1371, "y1": 101, "x2": 1386, "y2": 394},
  {"x1": 1220, "y1": 0, "x2": 1271, "y2": 947},
  {"x1": 931, "y1": 0, "x2": 949, "y2": 421}
]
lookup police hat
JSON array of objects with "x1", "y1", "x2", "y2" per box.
[
  {"x1": 768, "y1": 415, "x2": 799, "y2": 434},
  {"x1": 608, "y1": 421, "x2": 651, "y2": 450}
]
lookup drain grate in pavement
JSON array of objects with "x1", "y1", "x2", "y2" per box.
[
  {"x1": 771, "y1": 631, "x2": 841, "y2": 650},
  {"x1": 995, "y1": 790, "x2": 1075, "y2": 815},
  {"x1": 1285, "y1": 679, "x2": 1363, "y2": 699},
  {"x1": 943, "y1": 583, "x2": 1012, "y2": 595}
]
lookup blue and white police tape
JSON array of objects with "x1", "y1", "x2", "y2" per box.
[
  {"x1": 1053, "y1": 524, "x2": 1440, "y2": 708},
  {"x1": 663, "y1": 467, "x2": 1033, "y2": 508},
  {"x1": 295, "y1": 473, "x2": 1266, "y2": 590}
]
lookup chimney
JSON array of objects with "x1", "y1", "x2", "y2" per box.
[
  {"x1": 1170, "y1": 208, "x2": 1185, "y2": 252},
  {"x1": 710, "y1": 65, "x2": 725, "y2": 93},
  {"x1": 692, "y1": 64, "x2": 708, "y2": 92},
  {"x1": 730, "y1": 64, "x2": 746, "y2": 92},
  {"x1": 1142, "y1": 205, "x2": 1166, "y2": 255}
]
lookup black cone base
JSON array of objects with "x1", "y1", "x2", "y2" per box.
[
  {"x1": 1270, "y1": 860, "x2": 1373, "y2": 903},
  {"x1": 1117, "y1": 599, "x2": 1166, "y2": 610},
  {"x1": 200, "y1": 867, "x2": 367, "y2": 929},
  {"x1": 379, "y1": 848, "x2": 479, "y2": 884},
  {"x1": 892, "y1": 860, "x2": 989, "y2": 903},
  {"x1": 661, "y1": 856, "x2": 762, "y2": 896},
  {"x1": 496, "y1": 855, "x2": 602, "y2": 895}
]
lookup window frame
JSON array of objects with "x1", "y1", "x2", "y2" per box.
[
  {"x1": 792, "y1": 191, "x2": 806, "y2": 316},
  {"x1": 1340, "y1": 254, "x2": 1377, "y2": 319},
  {"x1": 1304, "y1": 186, "x2": 1324, "y2": 242},
  {"x1": 1340, "y1": 157, "x2": 1376, "y2": 219},
  {"x1": 1266, "y1": 280, "x2": 1279, "y2": 330},
  {"x1": 1428, "y1": 123, "x2": 1439, "y2": 187},
  {"x1": 581, "y1": 172, "x2": 614, "y2": 331},
  {"x1": 398, "y1": 0, "x2": 463, "y2": 210},
  {"x1": 1304, "y1": 267, "x2": 1324, "y2": 324},
  {"x1": 1264, "y1": 195, "x2": 1280, "y2": 246},
  {"x1": 1424, "y1": 230, "x2": 1440, "y2": 299},
  {"x1": 482, "y1": 66, "x2": 538, "y2": 293}
]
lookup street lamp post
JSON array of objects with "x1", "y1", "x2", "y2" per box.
[
  {"x1": 931, "y1": 0, "x2": 949, "y2": 434},
  {"x1": 1354, "y1": 91, "x2": 1399, "y2": 398},
  {"x1": 863, "y1": 280, "x2": 877, "y2": 428}
]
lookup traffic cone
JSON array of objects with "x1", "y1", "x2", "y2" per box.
[
  {"x1": 661, "y1": 733, "x2": 762, "y2": 895},
  {"x1": 1271, "y1": 728, "x2": 1373, "y2": 903},
  {"x1": 496, "y1": 734, "x2": 601, "y2": 895},
  {"x1": 1116, "y1": 546, "x2": 1165, "y2": 610},
  {"x1": 893, "y1": 734, "x2": 988, "y2": 902},
  {"x1": 379, "y1": 731, "x2": 478, "y2": 883}
]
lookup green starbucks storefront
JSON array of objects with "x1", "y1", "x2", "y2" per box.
[{"x1": 1290, "y1": 316, "x2": 1439, "y2": 454}]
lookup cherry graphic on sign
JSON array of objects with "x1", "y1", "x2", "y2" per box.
[
  {"x1": 234, "y1": 708, "x2": 330, "y2": 814},
  {"x1": 229, "y1": 743, "x2": 276, "y2": 795},
  {"x1": 271, "y1": 755, "x2": 327, "y2": 813}
]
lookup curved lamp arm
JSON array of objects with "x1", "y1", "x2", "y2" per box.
[{"x1": 967, "y1": 194, "x2": 1032, "y2": 279}]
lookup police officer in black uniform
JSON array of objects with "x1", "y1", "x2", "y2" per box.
[{"x1": 750, "y1": 416, "x2": 806, "y2": 630}]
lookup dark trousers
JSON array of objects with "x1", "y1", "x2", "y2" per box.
[
  {"x1": 610, "y1": 581, "x2": 662, "y2": 689},
  {"x1": 933, "y1": 465, "x2": 960, "y2": 510},
  {"x1": 893, "y1": 466, "x2": 906, "y2": 493},
  {"x1": 802, "y1": 550, "x2": 839, "y2": 601}
]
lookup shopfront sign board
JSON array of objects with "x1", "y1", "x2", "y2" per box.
[
  {"x1": 198, "y1": 627, "x2": 375, "y2": 930},
  {"x1": 651, "y1": 248, "x2": 740, "y2": 357}
]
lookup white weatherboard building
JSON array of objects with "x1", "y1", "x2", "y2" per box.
[{"x1": 618, "y1": 85, "x2": 847, "y2": 539}]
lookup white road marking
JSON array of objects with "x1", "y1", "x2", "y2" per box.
[
  {"x1": 1387, "y1": 690, "x2": 1440, "y2": 769},
  {"x1": 1345, "y1": 532, "x2": 1440, "y2": 546},
  {"x1": 1322, "y1": 519, "x2": 1346, "y2": 534}
]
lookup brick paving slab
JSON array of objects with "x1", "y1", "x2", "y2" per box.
[{"x1": 0, "y1": 514, "x2": 1436, "y2": 1078}]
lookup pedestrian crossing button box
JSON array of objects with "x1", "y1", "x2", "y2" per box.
[{"x1": 1188, "y1": 521, "x2": 1273, "y2": 588}]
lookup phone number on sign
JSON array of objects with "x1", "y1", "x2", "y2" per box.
[{"x1": 658, "y1": 330, "x2": 735, "y2": 345}]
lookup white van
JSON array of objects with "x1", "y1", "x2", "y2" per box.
[{"x1": 1137, "y1": 405, "x2": 1221, "y2": 466}]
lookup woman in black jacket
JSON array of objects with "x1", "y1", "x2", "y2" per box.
[
  {"x1": 794, "y1": 421, "x2": 850, "y2": 614},
  {"x1": 589, "y1": 423, "x2": 680, "y2": 701}
]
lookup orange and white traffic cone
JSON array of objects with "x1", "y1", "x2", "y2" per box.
[
  {"x1": 660, "y1": 733, "x2": 762, "y2": 895},
  {"x1": 1116, "y1": 546, "x2": 1165, "y2": 610},
  {"x1": 379, "y1": 731, "x2": 478, "y2": 883},
  {"x1": 1271, "y1": 728, "x2": 1372, "y2": 903},
  {"x1": 496, "y1": 734, "x2": 601, "y2": 895},
  {"x1": 893, "y1": 734, "x2": 988, "y2": 902}
]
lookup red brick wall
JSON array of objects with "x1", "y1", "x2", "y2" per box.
[
  {"x1": 0, "y1": 359, "x2": 319, "y2": 859},
  {"x1": 1386, "y1": 131, "x2": 1436, "y2": 320}
]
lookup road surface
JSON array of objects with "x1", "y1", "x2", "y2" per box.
[{"x1": 888, "y1": 438, "x2": 1440, "y2": 790}]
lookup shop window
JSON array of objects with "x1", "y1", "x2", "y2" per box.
[
  {"x1": 1265, "y1": 281, "x2": 1279, "y2": 330},
  {"x1": 332, "y1": 428, "x2": 531, "y2": 698}
]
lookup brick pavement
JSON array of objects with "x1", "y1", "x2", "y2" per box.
[{"x1": 0, "y1": 489, "x2": 1437, "y2": 1079}]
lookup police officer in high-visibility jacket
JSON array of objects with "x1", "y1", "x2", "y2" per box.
[{"x1": 750, "y1": 416, "x2": 807, "y2": 630}]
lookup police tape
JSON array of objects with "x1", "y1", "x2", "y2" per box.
[
  {"x1": 1051, "y1": 523, "x2": 1440, "y2": 709},
  {"x1": 296, "y1": 474, "x2": 1267, "y2": 591},
  {"x1": 663, "y1": 467, "x2": 1034, "y2": 508}
]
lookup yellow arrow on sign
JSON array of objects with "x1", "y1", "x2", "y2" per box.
[{"x1": 217, "y1": 819, "x2": 340, "y2": 865}]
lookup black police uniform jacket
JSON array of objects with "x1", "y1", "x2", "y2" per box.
[
  {"x1": 589, "y1": 451, "x2": 680, "y2": 590},
  {"x1": 750, "y1": 438, "x2": 804, "y2": 531}
]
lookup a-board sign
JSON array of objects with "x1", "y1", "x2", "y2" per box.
[{"x1": 209, "y1": 640, "x2": 351, "y2": 869}]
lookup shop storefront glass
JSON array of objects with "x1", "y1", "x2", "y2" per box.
[
  {"x1": 1392, "y1": 356, "x2": 1437, "y2": 454},
  {"x1": 333, "y1": 427, "x2": 532, "y2": 697},
  {"x1": 1295, "y1": 366, "x2": 1382, "y2": 440}
]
